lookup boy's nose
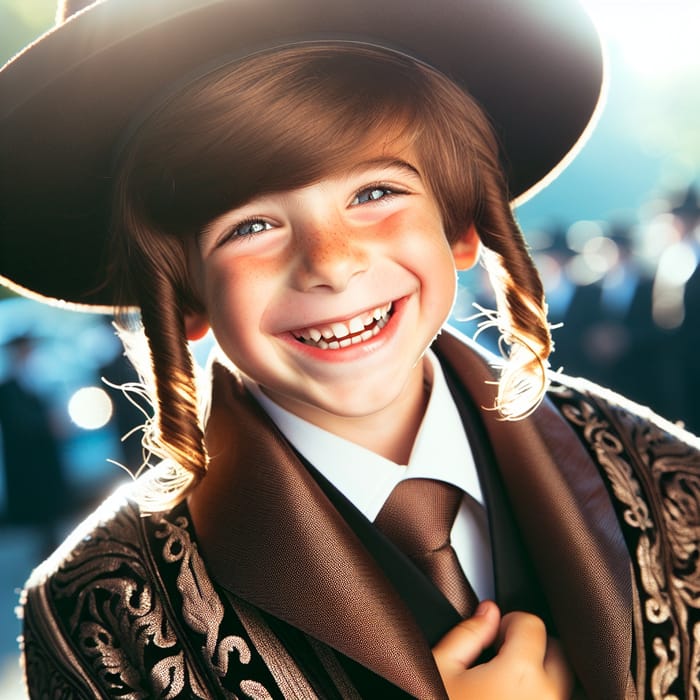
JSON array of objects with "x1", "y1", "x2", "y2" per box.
[{"x1": 292, "y1": 225, "x2": 369, "y2": 292}]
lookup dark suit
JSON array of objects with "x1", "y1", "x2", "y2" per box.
[{"x1": 21, "y1": 328, "x2": 700, "y2": 699}]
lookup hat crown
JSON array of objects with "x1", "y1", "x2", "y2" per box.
[{"x1": 1, "y1": 0, "x2": 604, "y2": 310}]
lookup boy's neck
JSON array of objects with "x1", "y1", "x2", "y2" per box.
[{"x1": 259, "y1": 356, "x2": 432, "y2": 465}]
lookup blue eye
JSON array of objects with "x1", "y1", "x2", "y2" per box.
[
  {"x1": 352, "y1": 186, "x2": 394, "y2": 205},
  {"x1": 232, "y1": 219, "x2": 272, "y2": 237},
  {"x1": 214, "y1": 218, "x2": 273, "y2": 248}
]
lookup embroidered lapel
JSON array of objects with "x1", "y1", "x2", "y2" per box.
[
  {"x1": 187, "y1": 360, "x2": 447, "y2": 700},
  {"x1": 434, "y1": 327, "x2": 635, "y2": 700}
]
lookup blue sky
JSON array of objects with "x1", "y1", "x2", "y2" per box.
[{"x1": 516, "y1": 1, "x2": 699, "y2": 231}]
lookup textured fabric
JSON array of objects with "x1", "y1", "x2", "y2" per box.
[
  {"x1": 18, "y1": 330, "x2": 700, "y2": 699},
  {"x1": 21, "y1": 498, "x2": 294, "y2": 699},
  {"x1": 300, "y1": 454, "x2": 463, "y2": 647},
  {"x1": 438, "y1": 329, "x2": 636, "y2": 699},
  {"x1": 375, "y1": 478, "x2": 478, "y2": 618},
  {"x1": 246, "y1": 351, "x2": 495, "y2": 601},
  {"x1": 549, "y1": 380, "x2": 700, "y2": 698},
  {"x1": 187, "y1": 360, "x2": 446, "y2": 699}
]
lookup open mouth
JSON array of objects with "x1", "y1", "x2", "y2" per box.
[{"x1": 293, "y1": 302, "x2": 393, "y2": 350}]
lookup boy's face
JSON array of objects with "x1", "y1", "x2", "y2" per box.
[{"x1": 187, "y1": 139, "x2": 476, "y2": 428}]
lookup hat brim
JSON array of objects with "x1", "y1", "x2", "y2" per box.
[{"x1": 0, "y1": 0, "x2": 604, "y2": 310}]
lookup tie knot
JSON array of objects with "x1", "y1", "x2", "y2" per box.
[
  {"x1": 374, "y1": 478, "x2": 463, "y2": 556},
  {"x1": 374, "y1": 477, "x2": 478, "y2": 617}
]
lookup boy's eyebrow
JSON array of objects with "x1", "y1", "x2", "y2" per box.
[
  {"x1": 199, "y1": 157, "x2": 423, "y2": 241},
  {"x1": 345, "y1": 157, "x2": 423, "y2": 180}
]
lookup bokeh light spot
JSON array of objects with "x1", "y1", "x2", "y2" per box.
[{"x1": 68, "y1": 387, "x2": 114, "y2": 430}]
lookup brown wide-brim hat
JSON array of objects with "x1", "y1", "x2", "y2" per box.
[{"x1": 0, "y1": 0, "x2": 604, "y2": 311}]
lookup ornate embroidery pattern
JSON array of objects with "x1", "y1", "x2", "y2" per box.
[
  {"x1": 23, "y1": 492, "x2": 278, "y2": 699},
  {"x1": 48, "y1": 503, "x2": 176, "y2": 698},
  {"x1": 150, "y1": 511, "x2": 274, "y2": 699},
  {"x1": 21, "y1": 611, "x2": 94, "y2": 700},
  {"x1": 550, "y1": 382, "x2": 700, "y2": 699},
  {"x1": 228, "y1": 596, "x2": 320, "y2": 699}
]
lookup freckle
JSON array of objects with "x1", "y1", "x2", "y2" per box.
[{"x1": 310, "y1": 232, "x2": 351, "y2": 260}]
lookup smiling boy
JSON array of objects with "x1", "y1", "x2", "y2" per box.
[
  {"x1": 186, "y1": 146, "x2": 475, "y2": 461},
  {"x1": 3, "y1": 1, "x2": 700, "y2": 699}
]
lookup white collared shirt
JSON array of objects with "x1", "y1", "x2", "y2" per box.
[{"x1": 245, "y1": 350, "x2": 494, "y2": 600}]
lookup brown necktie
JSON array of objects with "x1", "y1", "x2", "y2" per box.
[{"x1": 374, "y1": 478, "x2": 478, "y2": 618}]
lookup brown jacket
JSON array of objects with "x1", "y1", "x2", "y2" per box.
[{"x1": 20, "y1": 328, "x2": 700, "y2": 699}]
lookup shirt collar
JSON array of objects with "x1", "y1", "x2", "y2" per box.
[{"x1": 244, "y1": 349, "x2": 482, "y2": 522}]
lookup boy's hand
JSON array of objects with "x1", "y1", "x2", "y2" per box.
[{"x1": 432, "y1": 601, "x2": 574, "y2": 700}]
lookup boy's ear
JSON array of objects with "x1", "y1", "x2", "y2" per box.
[
  {"x1": 451, "y1": 224, "x2": 481, "y2": 271},
  {"x1": 185, "y1": 312, "x2": 211, "y2": 341}
]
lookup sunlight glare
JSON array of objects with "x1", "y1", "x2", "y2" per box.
[{"x1": 583, "y1": 0, "x2": 700, "y2": 76}]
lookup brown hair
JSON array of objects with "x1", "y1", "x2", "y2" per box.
[{"x1": 110, "y1": 43, "x2": 551, "y2": 508}]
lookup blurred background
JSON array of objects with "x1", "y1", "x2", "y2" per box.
[{"x1": 1, "y1": 0, "x2": 699, "y2": 696}]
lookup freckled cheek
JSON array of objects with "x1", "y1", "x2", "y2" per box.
[
  {"x1": 376, "y1": 209, "x2": 415, "y2": 237},
  {"x1": 396, "y1": 220, "x2": 453, "y2": 268},
  {"x1": 382, "y1": 207, "x2": 447, "y2": 244},
  {"x1": 405, "y1": 233, "x2": 457, "y2": 311},
  {"x1": 205, "y1": 263, "x2": 275, "y2": 335}
]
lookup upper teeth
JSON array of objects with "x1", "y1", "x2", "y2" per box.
[{"x1": 295, "y1": 303, "x2": 392, "y2": 348}]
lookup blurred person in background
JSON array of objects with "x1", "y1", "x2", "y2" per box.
[
  {"x1": 557, "y1": 223, "x2": 656, "y2": 402},
  {"x1": 0, "y1": 335, "x2": 69, "y2": 556},
  {"x1": 665, "y1": 186, "x2": 700, "y2": 434}
]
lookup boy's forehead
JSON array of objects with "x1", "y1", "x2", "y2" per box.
[
  {"x1": 245, "y1": 133, "x2": 422, "y2": 200},
  {"x1": 262, "y1": 135, "x2": 423, "y2": 199},
  {"x1": 317, "y1": 134, "x2": 421, "y2": 179}
]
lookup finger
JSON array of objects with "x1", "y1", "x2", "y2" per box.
[
  {"x1": 497, "y1": 612, "x2": 548, "y2": 665},
  {"x1": 432, "y1": 601, "x2": 501, "y2": 673},
  {"x1": 543, "y1": 637, "x2": 575, "y2": 697}
]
